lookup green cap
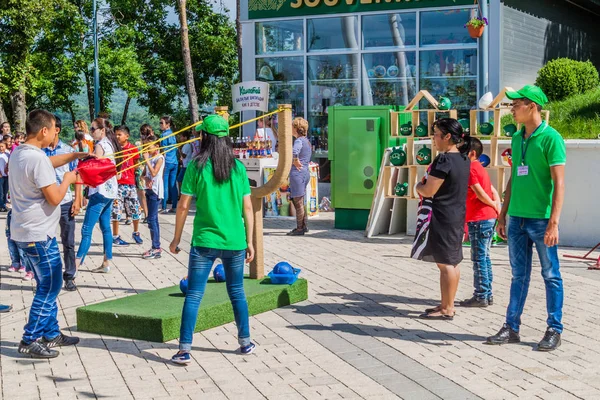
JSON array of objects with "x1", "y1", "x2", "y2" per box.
[
  {"x1": 195, "y1": 114, "x2": 229, "y2": 137},
  {"x1": 506, "y1": 85, "x2": 548, "y2": 107}
]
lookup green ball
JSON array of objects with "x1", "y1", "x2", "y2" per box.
[
  {"x1": 438, "y1": 97, "x2": 452, "y2": 110},
  {"x1": 389, "y1": 147, "x2": 407, "y2": 166},
  {"x1": 458, "y1": 118, "x2": 470, "y2": 133},
  {"x1": 395, "y1": 182, "x2": 409, "y2": 196},
  {"x1": 503, "y1": 123, "x2": 517, "y2": 137},
  {"x1": 400, "y1": 123, "x2": 412, "y2": 136},
  {"x1": 415, "y1": 123, "x2": 429, "y2": 137},
  {"x1": 479, "y1": 122, "x2": 494, "y2": 135},
  {"x1": 416, "y1": 146, "x2": 432, "y2": 165}
]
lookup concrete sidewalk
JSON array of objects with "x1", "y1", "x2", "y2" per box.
[{"x1": 1, "y1": 212, "x2": 600, "y2": 399}]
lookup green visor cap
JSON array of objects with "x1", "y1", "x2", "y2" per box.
[
  {"x1": 506, "y1": 85, "x2": 548, "y2": 107},
  {"x1": 195, "y1": 114, "x2": 229, "y2": 137}
]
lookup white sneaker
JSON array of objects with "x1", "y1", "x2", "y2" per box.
[{"x1": 91, "y1": 265, "x2": 110, "y2": 273}]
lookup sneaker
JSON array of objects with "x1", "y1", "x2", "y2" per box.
[
  {"x1": 537, "y1": 327, "x2": 561, "y2": 352},
  {"x1": 7, "y1": 265, "x2": 17, "y2": 272},
  {"x1": 18, "y1": 340, "x2": 59, "y2": 359},
  {"x1": 40, "y1": 332, "x2": 80, "y2": 348},
  {"x1": 167, "y1": 208, "x2": 177, "y2": 214},
  {"x1": 91, "y1": 265, "x2": 110, "y2": 273},
  {"x1": 142, "y1": 248, "x2": 162, "y2": 259},
  {"x1": 462, "y1": 241, "x2": 471, "y2": 247},
  {"x1": 0, "y1": 207, "x2": 8, "y2": 212},
  {"x1": 171, "y1": 351, "x2": 191, "y2": 365},
  {"x1": 113, "y1": 236, "x2": 130, "y2": 247},
  {"x1": 240, "y1": 343, "x2": 256, "y2": 355},
  {"x1": 459, "y1": 296, "x2": 488, "y2": 308},
  {"x1": 17, "y1": 265, "x2": 25, "y2": 273},
  {"x1": 143, "y1": 217, "x2": 148, "y2": 224},
  {"x1": 64, "y1": 280, "x2": 77, "y2": 292},
  {"x1": 286, "y1": 228, "x2": 305, "y2": 236},
  {"x1": 132, "y1": 232, "x2": 143, "y2": 245},
  {"x1": 486, "y1": 324, "x2": 520, "y2": 345},
  {"x1": 488, "y1": 296, "x2": 494, "y2": 306},
  {"x1": 23, "y1": 272, "x2": 34, "y2": 281},
  {"x1": 124, "y1": 219, "x2": 132, "y2": 225},
  {"x1": 0, "y1": 304, "x2": 12, "y2": 313}
]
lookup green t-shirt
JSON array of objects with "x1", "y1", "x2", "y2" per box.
[
  {"x1": 508, "y1": 122, "x2": 566, "y2": 219},
  {"x1": 181, "y1": 159, "x2": 251, "y2": 250}
]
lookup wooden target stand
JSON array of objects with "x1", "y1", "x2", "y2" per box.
[{"x1": 248, "y1": 104, "x2": 293, "y2": 279}]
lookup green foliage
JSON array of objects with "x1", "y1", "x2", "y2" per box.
[
  {"x1": 536, "y1": 58, "x2": 600, "y2": 101},
  {"x1": 500, "y1": 86, "x2": 600, "y2": 139}
]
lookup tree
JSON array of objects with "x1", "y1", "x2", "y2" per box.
[
  {"x1": 0, "y1": 0, "x2": 67, "y2": 131},
  {"x1": 178, "y1": 0, "x2": 200, "y2": 123}
]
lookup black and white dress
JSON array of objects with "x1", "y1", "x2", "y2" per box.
[{"x1": 411, "y1": 152, "x2": 470, "y2": 266}]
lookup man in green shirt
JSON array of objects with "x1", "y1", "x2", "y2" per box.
[{"x1": 486, "y1": 85, "x2": 566, "y2": 351}]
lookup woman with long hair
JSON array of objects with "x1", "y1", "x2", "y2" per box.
[
  {"x1": 412, "y1": 118, "x2": 471, "y2": 320},
  {"x1": 75, "y1": 118, "x2": 123, "y2": 273},
  {"x1": 287, "y1": 117, "x2": 312, "y2": 236},
  {"x1": 169, "y1": 114, "x2": 255, "y2": 364}
]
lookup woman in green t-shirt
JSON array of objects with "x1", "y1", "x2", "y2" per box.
[{"x1": 169, "y1": 115, "x2": 256, "y2": 364}]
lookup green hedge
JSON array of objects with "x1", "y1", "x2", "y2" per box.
[{"x1": 536, "y1": 58, "x2": 599, "y2": 101}]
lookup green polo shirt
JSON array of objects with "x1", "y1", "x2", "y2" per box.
[
  {"x1": 181, "y1": 159, "x2": 251, "y2": 251},
  {"x1": 508, "y1": 121, "x2": 566, "y2": 219}
]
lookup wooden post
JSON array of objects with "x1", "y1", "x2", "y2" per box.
[{"x1": 249, "y1": 104, "x2": 293, "y2": 279}]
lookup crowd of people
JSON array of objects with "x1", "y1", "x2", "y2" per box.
[{"x1": 0, "y1": 83, "x2": 567, "y2": 363}]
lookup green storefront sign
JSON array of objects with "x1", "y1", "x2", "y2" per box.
[{"x1": 249, "y1": 0, "x2": 474, "y2": 20}]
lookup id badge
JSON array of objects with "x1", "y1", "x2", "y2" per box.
[{"x1": 517, "y1": 165, "x2": 529, "y2": 176}]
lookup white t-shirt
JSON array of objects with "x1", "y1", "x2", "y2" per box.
[
  {"x1": 146, "y1": 154, "x2": 165, "y2": 199},
  {"x1": 8, "y1": 144, "x2": 60, "y2": 242},
  {"x1": 0, "y1": 153, "x2": 8, "y2": 177},
  {"x1": 89, "y1": 137, "x2": 118, "y2": 199},
  {"x1": 181, "y1": 143, "x2": 193, "y2": 168},
  {"x1": 255, "y1": 127, "x2": 277, "y2": 149}
]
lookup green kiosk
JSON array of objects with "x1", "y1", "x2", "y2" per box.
[{"x1": 328, "y1": 106, "x2": 409, "y2": 230}]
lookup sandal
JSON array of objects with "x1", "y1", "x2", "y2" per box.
[
  {"x1": 419, "y1": 312, "x2": 454, "y2": 321},
  {"x1": 425, "y1": 305, "x2": 442, "y2": 314}
]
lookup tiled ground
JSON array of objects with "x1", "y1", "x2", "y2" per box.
[{"x1": 1, "y1": 211, "x2": 600, "y2": 399}]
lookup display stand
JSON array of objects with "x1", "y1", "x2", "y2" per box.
[{"x1": 367, "y1": 90, "x2": 457, "y2": 237}]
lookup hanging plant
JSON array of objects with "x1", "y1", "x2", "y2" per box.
[{"x1": 465, "y1": 16, "x2": 488, "y2": 38}]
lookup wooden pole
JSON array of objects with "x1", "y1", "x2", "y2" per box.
[{"x1": 249, "y1": 104, "x2": 293, "y2": 279}]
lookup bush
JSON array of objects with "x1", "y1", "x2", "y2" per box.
[
  {"x1": 536, "y1": 58, "x2": 600, "y2": 101},
  {"x1": 574, "y1": 60, "x2": 600, "y2": 94}
]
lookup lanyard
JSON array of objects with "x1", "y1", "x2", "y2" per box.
[{"x1": 521, "y1": 122, "x2": 544, "y2": 166}]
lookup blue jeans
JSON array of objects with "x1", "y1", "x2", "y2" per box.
[
  {"x1": 17, "y1": 237, "x2": 63, "y2": 344},
  {"x1": 0, "y1": 176, "x2": 7, "y2": 208},
  {"x1": 6, "y1": 210, "x2": 27, "y2": 270},
  {"x1": 76, "y1": 193, "x2": 113, "y2": 264},
  {"x1": 506, "y1": 216, "x2": 564, "y2": 333},
  {"x1": 179, "y1": 247, "x2": 250, "y2": 351},
  {"x1": 467, "y1": 218, "x2": 496, "y2": 300},
  {"x1": 145, "y1": 190, "x2": 161, "y2": 250},
  {"x1": 163, "y1": 162, "x2": 179, "y2": 210}
]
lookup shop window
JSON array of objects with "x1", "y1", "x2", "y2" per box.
[
  {"x1": 362, "y1": 13, "x2": 416, "y2": 49},
  {"x1": 307, "y1": 16, "x2": 358, "y2": 52},
  {"x1": 419, "y1": 49, "x2": 477, "y2": 111},
  {"x1": 362, "y1": 52, "x2": 416, "y2": 106},
  {"x1": 307, "y1": 54, "x2": 359, "y2": 154},
  {"x1": 256, "y1": 20, "x2": 304, "y2": 55},
  {"x1": 256, "y1": 57, "x2": 304, "y2": 117},
  {"x1": 420, "y1": 9, "x2": 477, "y2": 46}
]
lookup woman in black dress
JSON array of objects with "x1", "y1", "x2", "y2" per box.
[{"x1": 412, "y1": 118, "x2": 471, "y2": 320}]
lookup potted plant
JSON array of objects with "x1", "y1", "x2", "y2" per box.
[{"x1": 465, "y1": 16, "x2": 488, "y2": 38}]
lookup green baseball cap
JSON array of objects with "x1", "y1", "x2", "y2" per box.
[
  {"x1": 506, "y1": 85, "x2": 548, "y2": 107},
  {"x1": 195, "y1": 114, "x2": 229, "y2": 137}
]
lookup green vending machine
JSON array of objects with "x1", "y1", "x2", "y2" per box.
[{"x1": 328, "y1": 106, "x2": 408, "y2": 230}]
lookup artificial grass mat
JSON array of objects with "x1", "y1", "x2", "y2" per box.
[{"x1": 76, "y1": 277, "x2": 308, "y2": 342}]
